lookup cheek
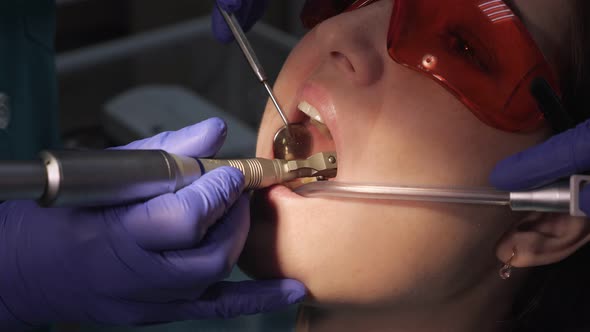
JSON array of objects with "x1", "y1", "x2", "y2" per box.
[
  {"x1": 334, "y1": 66, "x2": 547, "y2": 187},
  {"x1": 243, "y1": 64, "x2": 544, "y2": 308}
]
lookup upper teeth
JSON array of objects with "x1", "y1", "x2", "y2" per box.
[{"x1": 298, "y1": 101, "x2": 324, "y2": 124}]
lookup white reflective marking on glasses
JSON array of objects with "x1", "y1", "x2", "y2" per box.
[{"x1": 479, "y1": 0, "x2": 515, "y2": 23}]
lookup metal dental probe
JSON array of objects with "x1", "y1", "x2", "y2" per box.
[
  {"x1": 217, "y1": 5, "x2": 289, "y2": 127},
  {"x1": 217, "y1": 6, "x2": 314, "y2": 160},
  {"x1": 0, "y1": 150, "x2": 337, "y2": 207}
]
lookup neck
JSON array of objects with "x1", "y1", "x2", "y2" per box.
[{"x1": 296, "y1": 273, "x2": 521, "y2": 332}]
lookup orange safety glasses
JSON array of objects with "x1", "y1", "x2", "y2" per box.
[{"x1": 300, "y1": 0, "x2": 564, "y2": 132}]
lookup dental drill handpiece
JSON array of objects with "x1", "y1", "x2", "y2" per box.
[
  {"x1": 0, "y1": 150, "x2": 337, "y2": 207},
  {"x1": 217, "y1": 5, "x2": 289, "y2": 128}
]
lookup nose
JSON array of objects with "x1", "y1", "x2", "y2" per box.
[{"x1": 314, "y1": 2, "x2": 388, "y2": 86}]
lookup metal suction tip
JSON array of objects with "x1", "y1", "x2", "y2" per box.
[{"x1": 273, "y1": 124, "x2": 313, "y2": 160}]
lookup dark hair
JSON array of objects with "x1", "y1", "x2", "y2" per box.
[
  {"x1": 510, "y1": 1, "x2": 590, "y2": 331},
  {"x1": 559, "y1": 0, "x2": 590, "y2": 124}
]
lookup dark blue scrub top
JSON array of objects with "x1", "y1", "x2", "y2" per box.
[{"x1": 0, "y1": 1, "x2": 61, "y2": 160}]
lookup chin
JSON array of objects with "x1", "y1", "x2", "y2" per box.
[{"x1": 238, "y1": 186, "x2": 287, "y2": 280}]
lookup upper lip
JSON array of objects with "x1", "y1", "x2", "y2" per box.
[
  {"x1": 271, "y1": 81, "x2": 336, "y2": 126},
  {"x1": 296, "y1": 81, "x2": 337, "y2": 132}
]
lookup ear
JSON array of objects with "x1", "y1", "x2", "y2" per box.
[{"x1": 496, "y1": 212, "x2": 590, "y2": 267}]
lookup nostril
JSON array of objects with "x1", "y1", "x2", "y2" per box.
[{"x1": 331, "y1": 51, "x2": 356, "y2": 73}]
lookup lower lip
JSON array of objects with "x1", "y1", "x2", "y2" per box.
[
  {"x1": 266, "y1": 184, "x2": 304, "y2": 201},
  {"x1": 251, "y1": 185, "x2": 304, "y2": 224}
]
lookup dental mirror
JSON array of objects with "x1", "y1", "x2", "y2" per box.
[{"x1": 273, "y1": 124, "x2": 313, "y2": 160}]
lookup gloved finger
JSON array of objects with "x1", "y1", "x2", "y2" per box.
[
  {"x1": 162, "y1": 194, "x2": 250, "y2": 287},
  {"x1": 179, "y1": 279, "x2": 306, "y2": 319},
  {"x1": 127, "y1": 279, "x2": 305, "y2": 323},
  {"x1": 211, "y1": 0, "x2": 268, "y2": 43},
  {"x1": 490, "y1": 120, "x2": 590, "y2": 191},
  {"x1": 117, "y1": 117, "x2": 227, "y2": 158},
  {"x1": 121, "y1": 167, "x2": 245, "y2": 251},
  {"x1": 217, "y1": 0, "x2": 242, "y2": 12},
  {"x1": 211, "y1": 6, "x2": 234, "y2": 44}
]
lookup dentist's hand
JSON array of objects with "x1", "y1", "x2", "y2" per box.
[
  {"x1": 491, "y1": 119, "x2": 590, "y2": 215},
  {"x1": 212, "y1": 0, "x2": 269, "y2": 43},
  {"x1": 0, "y1": 118, "x2": 305, "y2": 331}
]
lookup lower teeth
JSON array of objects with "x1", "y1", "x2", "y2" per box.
[{"x1": 284, "y1": 177, "x2": 319, "y2": 190}]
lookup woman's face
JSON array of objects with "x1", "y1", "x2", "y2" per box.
[{"x1": 239, "y1": 0, "x2": 567, "y2": 310}]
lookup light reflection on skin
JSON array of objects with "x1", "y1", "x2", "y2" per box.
[{"x1": 239, "y1": 1, "x2": 579, "y2": 331}]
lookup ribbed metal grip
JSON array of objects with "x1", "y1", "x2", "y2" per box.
[
  {"x1": 227, "y1": 159, "x2": 264, "y2": 189},
  {"x1": 198, "y1": 158, "x2": 292, "y2": 190}
]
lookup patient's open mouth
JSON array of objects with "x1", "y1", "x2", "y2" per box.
[
  {"x1": 297, "y1": 100, "x2": 336, "y2": 155},
  {"x1": 281, "y1": 100, "x2": 337, "y2": 189},
  {"x1": 299, "y1": 101, "x2": 333, "y2": 141}
]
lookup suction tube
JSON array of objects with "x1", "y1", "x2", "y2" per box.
[
  {"x1": 294, "y1": 181, "x2": 511, "y2": 205},
  {"x1": 294, "y1": 179, "x2": 588, "y2": 217}
]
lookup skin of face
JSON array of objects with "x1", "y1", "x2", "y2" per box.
[{"x1": 238, "y1": 0, "x2": 570, "y2": 328}]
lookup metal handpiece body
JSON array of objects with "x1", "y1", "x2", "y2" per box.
[
  {"x1": 509, "y1": 175, "x2": 590, "y2": 217},
  {"x1": 0, "y1": 150, "x2": 337, "y2": 207}
]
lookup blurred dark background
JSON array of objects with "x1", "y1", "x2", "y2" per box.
[
  {"x1": 55, "y1": 0, "x2": 304, "y2": 52},
  {"x1": 55, "y1": 0, "x2": 305, "y2": 154}
]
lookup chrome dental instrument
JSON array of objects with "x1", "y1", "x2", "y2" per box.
[
  {"x1": 217, "y1": 5, "x2": 289, "y2": 127},
  {"x1": 294, "y1": 175, "x2": 590, "y2": 217},
  {"x1": 217, "y1": 6, "x2": 313, "y2": 160},
  {"x1": 0, "y1": 150, "x2": 337, "y2": 207}
]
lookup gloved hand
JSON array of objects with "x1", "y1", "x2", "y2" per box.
[
  {"x1": 0, "y1": 118, "x2": 305, "y2": 330},
  {"x1": 491, "y1": 119, "x2": 590, "y2": 215},
  {"x1": 211, "y1": 0, "x2": 269, "y2": 43}
]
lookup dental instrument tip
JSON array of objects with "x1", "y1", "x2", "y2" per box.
[{"x1": 263, "y1": 81, "x2": 290, "y2": 128}]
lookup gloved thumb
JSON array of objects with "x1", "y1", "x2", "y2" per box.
[
  {"x1": 212, "y1": 0, "x2": 269, "y2": 43},
  {"x1": 120, "y1": 166, "x2": 245, "y2": 251},
  {"x1": 117, "y1": 118, "x2": 228, "y2": 158}
]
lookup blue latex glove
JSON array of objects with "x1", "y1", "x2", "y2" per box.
[
  {"x1": 491, "y1": 119, "x2": 590, "y2": 215},
  {"x1": 0, "y1": 118, "x2": 305, "y2": 330},
  {"x1": 211, "y1": 0, "x2": 269, "y2": 43}
]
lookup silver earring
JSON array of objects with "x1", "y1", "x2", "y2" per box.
[{"x1": 499, "y1": 248, "x2": 517, "y2": 280}]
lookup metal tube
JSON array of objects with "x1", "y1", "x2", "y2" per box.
[
  {"x1": 0, "y1": 161, "x2": 46, "y2": 201},
  {"x1": 509, "y1": 181, "x2": 571, "y2": 214},
  {"x1": 294, "y1": 180, "x2": 585, "y2": 216},
  {"x1": 56, "y1": 18, "x2": 298, "y2": 76},
  {"x1": 295, "y1": 181, "x2": 511, "y2": 206},
  {"x1": 39, "y1": 150, "x2": 203, "y2": 207},
  {"x1": 57, "y1": 19, "x2": 211, "y2": 75}
]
